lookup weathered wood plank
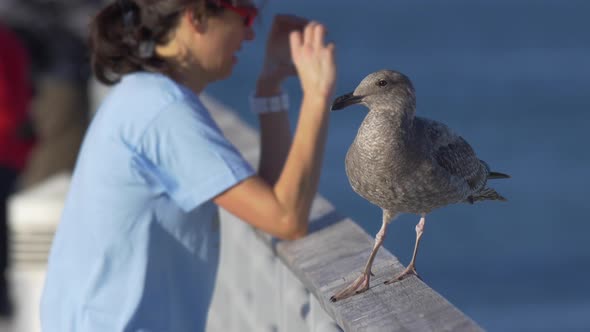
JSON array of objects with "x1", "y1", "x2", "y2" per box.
[{"x1": 276, "y1": 213, "x2": 483, "y2": 332}]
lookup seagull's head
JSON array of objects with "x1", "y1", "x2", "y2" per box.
[{"x1": 331, "y1": 69, "x2": 415, "y2": 112}]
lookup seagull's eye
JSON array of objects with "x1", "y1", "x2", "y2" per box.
[{"x1": 377, "y1": 80, "x2": 388, "y2": 87}]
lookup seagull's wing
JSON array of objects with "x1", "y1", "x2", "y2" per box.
[
  {"x1": 433, "y1": 137, "x2": 486, "y2": 191},
  {"x1": 418, "y1": 118, "x2": 487, "y2": 191}
]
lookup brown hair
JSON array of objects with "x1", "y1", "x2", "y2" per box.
[{"x1": 89, "y1": 0, "x2": 225, "y2": 85}]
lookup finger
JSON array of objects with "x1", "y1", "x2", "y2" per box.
[
  {"x1": 303, "y1": 21, "x2": 317, "y2": 46},
  {"x1": 289, "y1": 30, "x2": 302, "y2": 54},
  {"x1": 326, "y1": 42, "x2": 336, "y2": 62},
  {"x1": 326, "y1": 42, "x2": 336, "y2": 54},
  {"x1": 313, "y1": 24, "x2": 326, "y2": 49}
]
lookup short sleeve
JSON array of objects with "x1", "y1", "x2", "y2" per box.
[{"x1": 134, "y1": 99, "x2": 255, "y2": 212}]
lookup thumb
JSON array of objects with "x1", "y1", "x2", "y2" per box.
[{"x1": 289, "y1": 30, "x2": 302, "y2": 61}]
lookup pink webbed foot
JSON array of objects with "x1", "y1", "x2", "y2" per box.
[
  {"x1": 384, "y1": 266, "x2": 421, "y2": 285},
  {"x1": 330, "y1": 272, "x2": 371, "y2": 302}
]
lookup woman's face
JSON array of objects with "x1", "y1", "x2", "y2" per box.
[{"x1": 186, "y1": 1, "x2": 257, "y2": 82}]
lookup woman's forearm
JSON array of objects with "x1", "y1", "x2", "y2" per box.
[
  {"x1": 255, "y1": 78, "x2": 292, "y2": 185},
  {"x1": 273, "y1": 94, "x2": 330, "y2": 236},
  {"x1": 258, "y1": 112, "x2": 291, "y2": 185},
  {"x1": 253, "y1": 79, "x2": 330, "y2": 239}
]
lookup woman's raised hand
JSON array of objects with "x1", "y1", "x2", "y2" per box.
[{"x1": 289, "y1": 22, "x2": 337, "y2": 100}]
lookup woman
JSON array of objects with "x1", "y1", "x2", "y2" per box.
[{"x1": 40, "y1": 0, "x2": 336, "y2": 331}]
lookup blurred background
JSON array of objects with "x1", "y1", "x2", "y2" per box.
[{"x1": 1, "y1": 0, "x2": 589, "y2": 331}]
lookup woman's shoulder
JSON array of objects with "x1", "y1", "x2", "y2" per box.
[
  {"x1": 98, "y1": 72, "x2": 203, "y2": 118},
  {"x1": 89, "y1": 72, "x2": 208, "y2": 143},
  {"x1": 119, "y1": 71, "x2": 191, "y2": 103}
]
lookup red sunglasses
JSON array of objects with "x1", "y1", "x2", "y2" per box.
[{"x1": 212, "y1": 0, "x2": 258, "y2": 27}]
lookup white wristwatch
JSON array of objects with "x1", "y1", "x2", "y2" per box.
[{"x1": 249, "y1": 91, "x2": 289, "y2": 114}]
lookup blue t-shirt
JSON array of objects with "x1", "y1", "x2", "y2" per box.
[{"x1": 40, "y1": 72, "x2": 255, "y2": 331}]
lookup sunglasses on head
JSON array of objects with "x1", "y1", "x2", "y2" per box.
[{"x1": 210, "y1": 0, "x2": 258, "y2": 27}]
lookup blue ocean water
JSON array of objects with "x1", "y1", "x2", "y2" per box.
[{"x1": 205, "y1": 1, "x2": 590, "y2": 330}]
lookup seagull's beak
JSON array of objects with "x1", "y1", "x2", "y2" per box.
[{"x1": 331, "y1": 92, "x2": 363, "y2": 111}]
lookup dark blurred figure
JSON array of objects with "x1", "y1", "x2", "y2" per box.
[
  {"x1": 0, "y1": 0, "x2": 100, "y2": 317},
  {"x1": 0, "y1": 0, "x2": 102, "y2": 188},
  {"x1": 0, "y1": 0, "x2": 96, "y2": 90},
  {"x1": 0, "y1": 23, "x2": 36, "y2": 318}
]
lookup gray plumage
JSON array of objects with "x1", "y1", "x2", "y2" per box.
[
  {"x1": 333, "y1": 69, "x2": 508, "y2": 215},
  {"x1": 329, "y1": 69, "x2": 509, "y2": 302}
]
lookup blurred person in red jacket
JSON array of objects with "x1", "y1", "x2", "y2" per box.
[{"x1": 0, "y1": 23, "x2": 36, "y2": 317}]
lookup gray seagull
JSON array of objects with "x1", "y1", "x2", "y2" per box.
[{"x1": 330, "y1": 69, "x2": 510, "y2": 302}]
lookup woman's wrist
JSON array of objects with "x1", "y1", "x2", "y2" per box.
[
  {"x1": 250, "y1": 91, "x2": 289, "y2": 115},
  {"x1": 251, "y1": 72, "x2": 290, "y2": 114},
  {"x1": 302, "y1": 90, "x2": 331, "y2": 107}
]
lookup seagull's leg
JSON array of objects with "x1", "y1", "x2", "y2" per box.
[
  {"x1": 330, "y1": 210, "x2": 394, "y2": 302},
  {"x1": 385, "y1": 213, "x2": 426, "y2": 284}
]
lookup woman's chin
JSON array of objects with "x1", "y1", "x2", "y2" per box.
[
  {"x1": 210, "y1": 58, "x2": 237, "y2": 82},
  {"x1": 217, "y1": 66, "x2": 234, "y2": 81},
  {"x1": 224, "y1": 57, "x2": 238, "y2": 75}
]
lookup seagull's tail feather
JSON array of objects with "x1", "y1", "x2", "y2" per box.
[
  {"x1": 466, "y1": 187, "x2": 507, "y2": 204},
  {"x1": 488, "y1": 171, "x2": 510, "y2": 179}
]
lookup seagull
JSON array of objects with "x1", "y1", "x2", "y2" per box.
[{"x1": 329, "y1": 69, "x2": 510, "y2": 302}]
